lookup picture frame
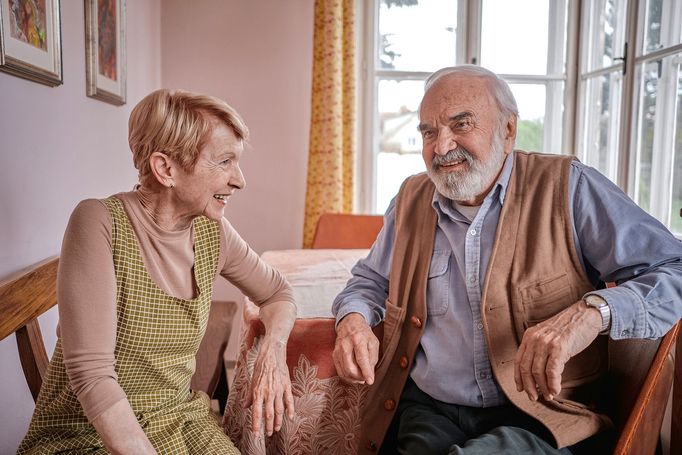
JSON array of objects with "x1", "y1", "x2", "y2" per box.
[
  {"x1": 84, "y1": 0, "x2": 125, "y2": 105},
  {"x1": 0, "y1": 0, "x2": 63, "y2": 86}
]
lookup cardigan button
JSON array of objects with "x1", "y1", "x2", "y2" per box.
[
  {"x1": 384, "y1": 399, "x2": 396, "y2": 410},
  {"x1": 366, "y1": 440, "x2": 377, "y2": 451},
  {"x1": 410, "y1": 315, "x2": 422, "y2": 328},
  {"x1": 399, "y1": 355, "x2": 409, "y2": 369}
]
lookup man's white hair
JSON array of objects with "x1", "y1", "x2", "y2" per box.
[{"x1": 424, "y1": 65, "x2": 519, "y2": 121}]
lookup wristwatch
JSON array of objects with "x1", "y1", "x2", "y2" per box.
[{"x1": 584, "y1": 295, "x2": 611, "y2": 335}]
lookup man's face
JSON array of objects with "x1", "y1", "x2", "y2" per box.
[{"x1": 418, "y1": 74, "x2": 515, "y2": 204}]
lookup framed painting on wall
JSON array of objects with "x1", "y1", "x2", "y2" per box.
[
  {"x1": 0, "y1": 0, "x2": 63, "y2": 86},
  {"x1": 84, "y1": 0, "x2": 125, "y2": 105}
]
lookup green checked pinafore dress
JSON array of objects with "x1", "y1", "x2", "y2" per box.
[{"x1": 18, "y1": 197, "x2": 240, "y2": 454}]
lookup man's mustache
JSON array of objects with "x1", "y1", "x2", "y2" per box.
[{"x1": 431, "y1": 147, "x2": 474, "y2": 171}]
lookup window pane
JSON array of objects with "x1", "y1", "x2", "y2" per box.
[
  {"x1": 480, "y1": 0, "x2": 550, "y2": 75},
  {"x1": 634, "y1": 62, "x2": 659, "y2": 212},
  {"x1": 376, "y1": 79, "x2": 425, "y2": 213},
  {"x1": 642, "y1": 0, "x2": 664, "y2": 54},
  {"x1": 583, "y1": 0, "x2": 627, "y2": 72},
  {"x1": 376, "y1": 153, "x2": 425, "y2": 213},
  {"x1": 668, "y1": 61, "x2": 682, "y2": 235},
  {"x1": 378, "y1": 0, "x2": 457, "y2": 72},
  {"x1": 641, "y1": 0, "x2": 682, "y2": 55},
  {"x1": 508, "y1": 84, "x2": 546, "y2": 152},
  {"x1": 580, "y1": 72, "x2": 622, "y2": 181}
]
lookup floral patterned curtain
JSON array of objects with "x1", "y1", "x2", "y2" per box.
[{"x1": 302, "y1": 0, "x2": 356, "y2": 248}]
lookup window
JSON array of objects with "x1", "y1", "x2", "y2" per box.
[
  {"x1": 359, "y1": 0, "x2": 575, "y2": 214},
  {"x1": 577, "y1": 0, "x2": 682, "y2": 236}
]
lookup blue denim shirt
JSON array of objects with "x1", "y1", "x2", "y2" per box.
[{"x1": 332, "y1": 153, "x2": 682, "y2": 407}]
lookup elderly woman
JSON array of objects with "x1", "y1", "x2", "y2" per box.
[{"x1": 18, "y1": 90, "x2": 297, "y2": 454}]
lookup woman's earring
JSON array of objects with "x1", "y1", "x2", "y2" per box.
[{"x1": 169, "y1": 182, "x2": 175, "y2": 189}]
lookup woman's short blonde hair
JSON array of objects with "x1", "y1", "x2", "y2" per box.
[{"x1": 128, "y1": 89, "x2": 249, "y2": 185}]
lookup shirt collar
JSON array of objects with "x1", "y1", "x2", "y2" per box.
[{"x1": 431, "y1": 151, "x2": 515, "y2": 214}]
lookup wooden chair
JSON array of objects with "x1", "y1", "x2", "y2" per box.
[
  {"x1": 0, "y1": 257, "x2": 59, "y2": 401},
  {"x1": 311, "y1": 213, "x2": 384, "y2": 249},
  {"x1": 609, "y1": 322, "x2": 681, "y2": 454},
  {"x1": 0, "y1": 257, "x2": 237, "y2": 414}
]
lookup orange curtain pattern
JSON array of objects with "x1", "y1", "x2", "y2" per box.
[{"x1": 302, "y1": 0, "x2": 356, "y2": 248}]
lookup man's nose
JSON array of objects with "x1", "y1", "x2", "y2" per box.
[{"x1": 435, "y1": 130, "x2": 455, "y2": 156}]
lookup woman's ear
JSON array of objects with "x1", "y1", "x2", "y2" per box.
[{"x1": 149, "y1": 152, "x2": 175, "y2": 188}]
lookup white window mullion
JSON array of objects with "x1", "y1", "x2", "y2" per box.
[{"x1": 649, "y1": 57, "x2": 676, "y2": 224}]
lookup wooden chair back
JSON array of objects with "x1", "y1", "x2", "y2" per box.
[
  {"x1": 311, "y1": 213, "x2": 384, "y2": 249},
  {"x1": 610, "y1": 321, "x2": 680, "y2": 454},
  {"x1": 0, "y1": 257, "x2": 59, "y2": 402}
]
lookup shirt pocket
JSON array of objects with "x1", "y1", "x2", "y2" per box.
[{"x1": 426, "y1": 251, "x2": 450, "y2": 316}]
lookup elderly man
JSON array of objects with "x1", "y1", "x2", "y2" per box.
[{"x1": 332, "y1": 65, "x2": 682, "y2": 454}]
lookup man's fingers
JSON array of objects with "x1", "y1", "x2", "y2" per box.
[
  {"x1": 546, "y1": 349, "x2": 566, "y2": 398},
  {"x1": 354, "y1": 342, "x2": 375, "y2": 385},
  {"x1": 518, "y1": 341, "x2": 539, "y2": 401},
  {"x1": 530, "y1": 343, "x2": 550, "y2": 400},
  {"x1": 514, "y1": 342, "x2": 527, "y2": 392}
]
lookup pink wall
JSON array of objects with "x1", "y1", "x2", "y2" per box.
[{"x1": 0, "y1": 1, "x2": 162, "y2": 452}]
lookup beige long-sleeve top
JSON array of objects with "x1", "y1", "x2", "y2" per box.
[{"x1": 57, "y1": 191, "x2": 294, "y2": 421}]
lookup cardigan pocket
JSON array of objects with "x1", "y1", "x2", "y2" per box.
[
  {"x1": 520, "y1": 273, "x2": 575, "y2": 328},
  {"x1": 426, "y1": 251, "x2": 450, "y2": 316},
  {"x1": 375, "y1": 298, "x2": 406, "y2": 374}
]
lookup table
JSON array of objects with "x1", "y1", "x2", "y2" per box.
[{"x1": 223, "y1": 249, "x2": 371, "y2": 454}]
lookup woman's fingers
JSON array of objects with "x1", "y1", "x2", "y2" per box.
[{"x1": 248, "y1": 348, "x2": 295, "y2": 436}]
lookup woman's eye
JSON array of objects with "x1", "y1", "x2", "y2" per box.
[{"x1": 220, "y1": 159, "x2": 231, "y2": 166}]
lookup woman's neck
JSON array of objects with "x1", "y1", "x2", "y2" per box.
[{"x1": 135, "y1": 184, "x2": 193, "y2": 231}]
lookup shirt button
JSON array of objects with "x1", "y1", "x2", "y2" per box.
[
  {"x1": 470, "y1": 229, "x2": 477, "y2": 236},
  {"x1": 469, "y1": 276, "x2": 476, "y2": 283},
  {"x1": 384, "y1": 399, "x2": 396, "y2": 410},
  {"x1": 477, "y1": 322, "x2": 483, "y2": 330},
  {"x1": 479, "y1": 372, "x2": 487, "y2": 379},
  {"x1": 399, "y1": 356, "x2": 409, "y2": 369},
  {"x1": 410, "y1": 315, "x2": 423, "y2": 328},
  {"x1": 366, "y1": 440, "x2": 377, "y2": 451}
]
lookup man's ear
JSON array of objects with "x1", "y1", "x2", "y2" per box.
[
  {"x1": 504, "y1": 115, "x2": 518, "y2": 154},
  {"x1": 149, "y1": 152, "x2": 175, "y2": 188}
]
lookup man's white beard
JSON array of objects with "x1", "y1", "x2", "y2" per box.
[{"x1": 427, "y1": 129, "x2": 506, "y2": 202}]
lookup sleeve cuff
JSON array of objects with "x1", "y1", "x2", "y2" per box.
[
  {"x1": 585, "y1": 286, "x2": 646, "y2": 339},
  {"x1": 335, "y1": 302, "x2": 383, "y2": 328}
]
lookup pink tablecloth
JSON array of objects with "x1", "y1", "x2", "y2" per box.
[{"x1": 223, "y1": 249, "x2": 371, "y2": 454}]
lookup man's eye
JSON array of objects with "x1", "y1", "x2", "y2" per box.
[
  {"x1": 220, "y1": 159, "x2": 231, "y2": 166},
  {"x1": 454, "y1": 121, "x2": 471, "y2": 130},
  {"x1": 422, "y1": 130, "x2": 435, "y2": 139}
]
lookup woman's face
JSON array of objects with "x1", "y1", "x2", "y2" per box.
[{"x1": 172, "y1": 122, "x2": 245, "y2": 222}]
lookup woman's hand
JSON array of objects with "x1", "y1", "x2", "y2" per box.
[{"x1": 244, "y1": 335, "x2": 295, "y2": 436}]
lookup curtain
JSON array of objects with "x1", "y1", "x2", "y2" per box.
[{"x1": 302, "y1": 0, "x2": 356, "y2": 248}]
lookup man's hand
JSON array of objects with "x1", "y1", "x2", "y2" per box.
[
  {"x1": 333, "y1": 313, "x2": 380, "y2": 385},
  {"x1": 514, "y1": 300, "x2": 602, "y2": 401}
]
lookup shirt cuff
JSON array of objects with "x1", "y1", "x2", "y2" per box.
[
  {"x1": 334, "y1": 301, "x2": 383, "y2": 328},
  {"x1": 585, "y1": 286, "x2": 646, "y2": 339}
]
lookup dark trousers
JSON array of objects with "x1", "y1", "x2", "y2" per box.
[{"x1": 379, "y1": 378, "x2": 614, "y2": 455}]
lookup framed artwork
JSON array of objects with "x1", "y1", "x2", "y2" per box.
[
  {"x1": 84, "y1": 0, "x2": 125, "y2": 105},
  {"x1": 0, "y1": 0, "x2": 62, "y2": 86}
]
